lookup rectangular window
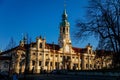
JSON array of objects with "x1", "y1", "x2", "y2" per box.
[
  {"x1": 39, "y1": 53, "x2": 42, "y2": 55},
  {"x1": 45, "y1": 62, "x2": 49, "y2": 66},
  {"x1": 50, "y1": 62, "x2": 52, "y2": 66},
  {"x1": 76, "y1": 57, "x2": 78, "y2": 59},
  {"x1": 76, "y1": 64, "x2": 78, "y2": 67},
  {"x1": 4, "y1": 63, "x2": 8, "y2": 68},
  {"x1": 32, "y1": 60, "x2": 35, "y2": 66},
  {"x1": 67, "y1": 56, "x2": 70, "y2": 59},
  {"x1": 33, "y1": 53, "x2": 35, "y2": 55},
  {"x1": 90, "y1": 64, "x2": 92, "y2": 68},
  {"x1": 55, "y1": 62, "x2": 58, "y2": 67},
  {"x1": 55, "y1": 55, "x2": 58, "y2": 57},
  {"x1": 86, "y1": 64, "x2": 88, "y2": 68},
  {"x1": 39, "y1": 61, "x2": 41, "y2": 66},
  {"x1": 94, "y1": 65, "x2": 96, "y2": 68}
]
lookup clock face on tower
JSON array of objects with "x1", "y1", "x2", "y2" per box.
[{"x1": 65, "y1": 45, "x2": 69, "y2": 53}]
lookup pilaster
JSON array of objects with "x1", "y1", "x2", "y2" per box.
[
  {"x1": 78, "y1": 55, "x2": 80, "y2": 70},
  {"x1": 82, "y1": 54, "x2": 86, "y2": 70},
  {"x1": 29, "y1": 60, "x2": 32, "y2": 71},
  {"x1": 58, "y1": 53, "x2": 60, "y2": 69},
  {"x1": 53, "y1": 52, "x2": 55, "y2": 69},
  {"x1": 70, "y1": 54, "x2": 72, "y2": 70},
  {"x1": 15, "y1": 60, "x2": 20, "y2": 74},
  {"x1": 41, "y1": 52, "x2": 45, "y2": 70}
]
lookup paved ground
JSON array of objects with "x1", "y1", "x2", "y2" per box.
[{"x1": 19, "y1": 74, "x2": 120, "y2": 80}]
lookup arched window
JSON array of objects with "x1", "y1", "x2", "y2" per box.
[
  {"x1": 89, "y1": 50, "x2": 91, "y2": 54},
  {"x1": 40, "y1": 43, "x2": 42, "y2": 48},
  {"x1": 66, "y1": 27, "x2": 68, "y2": 33}
]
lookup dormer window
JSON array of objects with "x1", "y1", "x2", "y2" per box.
[
  {"x1": 40, "y1": 43, "x2": 42, "y2": 48},
  {"x1": 89, "y1": 50, "x2": 91, "y2": 54}
]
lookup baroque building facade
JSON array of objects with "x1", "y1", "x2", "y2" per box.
[{"x1": 0, "y1": 9, "x2": 112, "y2": 74}]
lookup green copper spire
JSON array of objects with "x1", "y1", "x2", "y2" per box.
[
  {"x1": 60, "y1": 0, "x2": 70, "y2": 27},
  {"x1": 60, "y1": 9, "x2": 70, "y2": 27},
  {"x1": 62, "y1": 0, "x2": 68, "y2": 21},
  {"x1": 62, "y1": 9, "x2": 68, "y2": 21}
]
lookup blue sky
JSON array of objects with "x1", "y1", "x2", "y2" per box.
[{"x1": 0, "y1": 0, "x2": 98, "y2": 50}]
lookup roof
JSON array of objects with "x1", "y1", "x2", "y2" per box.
[
  {"x1": 95, "y1": 50, "x2": 113, "y2": 57},
  {"x1": 0, "y1": 44, "x2": 30, "y2": 55},
  {"x1": 0, "y1": 56, "x2": 11, "y2": 60},
  {"x1": 72, "y1": 47, "x2": 87, "y2": 53},
  {"x1": 0, "y1": 42, "x2": 87, "y2": 55},
  {"x1": 45, "y1": 43, "x2": 60, "y2": 50},
  {"x1": 0, "y1": 43, "x2": 60, "y2": 55}
]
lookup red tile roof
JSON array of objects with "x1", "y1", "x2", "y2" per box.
[
  {"x1": 72, "y1": 47, "x2": 87, "y2": 53},
  {"x1": 45, "y1": 43, "x2": 60, "y2": 50},
  {"x1": 0, "y1": 42, "x2": 88, "y2": 55},
  {"x1": 95, "y1": 50, "x2": 113, "y2": 57},
  {"x1": 0, "y1": 56, "x2": 11, "y2": 60},
  {"x1": 0, "y1": 44, "x2": 30, "y2": 55}
]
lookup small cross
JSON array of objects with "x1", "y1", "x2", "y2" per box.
[{"x1": 64, "y1": 0, "x2": 67, "y2": 9}]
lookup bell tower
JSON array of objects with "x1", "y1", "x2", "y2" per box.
[{"x1": 58, "y1": 9, "x2": 71, "y2": 47}]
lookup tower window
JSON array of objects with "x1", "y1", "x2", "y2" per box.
[
  {"x1": 40, "y1": 43, "x2": 42, "y2": 48},
  {"x1": 66, "y1": 27, "x2": 68, "y2": 32}
]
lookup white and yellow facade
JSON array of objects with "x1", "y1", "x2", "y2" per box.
[{"x1": 0, "y1": 9, "x2": 112, "y2": 74}]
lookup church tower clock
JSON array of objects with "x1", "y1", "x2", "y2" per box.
[{"x1": 58, "y1": 9, "x2": 72, "y2": 52}]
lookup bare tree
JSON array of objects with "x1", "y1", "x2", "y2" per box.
[
  {"x1": 75, "y1": 0, "x2": 120, "y2": 67},
  {"x1": 4, "y1": 37, "x2": 16, "y2": 51}
]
